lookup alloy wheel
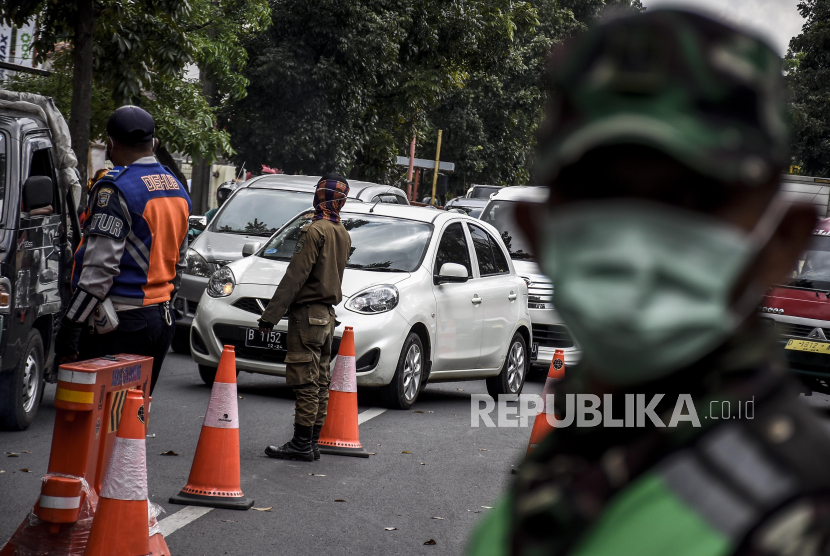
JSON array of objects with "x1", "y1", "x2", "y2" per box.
[
  {"x1": 402, "y1": 343, "x2": 422, "y2": 402},
  {"x1": 506, "y1": 341, "x2": 525, "y2": 393},
  {"x1": 21, "y1": 353, "x2": 39, "y2": 413}
]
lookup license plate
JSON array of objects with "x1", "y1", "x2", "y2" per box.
[
  {"x1": 531, "y1": 342, "x2": 539, "y2": 361},
  {"x1": 244, "y1": 328, "x2": 287, "y2": 351},
  {"x1": 785, "y1": 339, "x2": 830, "y2": 354}
]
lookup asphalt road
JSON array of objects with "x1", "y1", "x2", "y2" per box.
[{"x1": 0, "y1": 352, "x2": 549, "y2": 556}]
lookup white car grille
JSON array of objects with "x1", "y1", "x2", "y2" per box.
[{"x1": 527, "y1": 280, "x2": 553, "y2": 310}]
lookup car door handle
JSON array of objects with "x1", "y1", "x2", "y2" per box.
[
  {"x1": 508, "y1": 292, "x2": 517, "y2": 301},
  {"x1": 471, "y1": 295, "x2": 482, "y2": 305}
]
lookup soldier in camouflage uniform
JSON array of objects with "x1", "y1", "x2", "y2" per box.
[{"x1": 469, "y1": 9, "x2": 830, "y2": 556}]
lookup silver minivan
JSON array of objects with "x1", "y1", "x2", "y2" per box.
[
  {"x1": 174, "y1": 174, "x2": 408, "y2": 352},
  {"x1": 479, "y1": 186, "x2": 581, "y2": 369}
]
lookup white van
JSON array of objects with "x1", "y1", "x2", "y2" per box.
[{"x1": 479, "y1": 186, "x2": 581, "y2": 368}]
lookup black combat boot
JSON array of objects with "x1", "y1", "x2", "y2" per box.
[
  {"x1": 311, "y1": 424, "x2": 323, "y2": 461},
  {"x1": 265, "y1": 424, "x2": 314, "y2": 461}
]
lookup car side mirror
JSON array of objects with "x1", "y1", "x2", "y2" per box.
[
  {"x1": 242, "y1": 241, "x2": 262, "y2": 258},
  {"x1": 188, "y1": 215, "x2": 207, "y2": 232},
  {"x1": 435, "y1": 262, "x2": 469, "y2": 285},
  {"x1": 22, "y1": 176, "x2": 53, "y2": 212}
]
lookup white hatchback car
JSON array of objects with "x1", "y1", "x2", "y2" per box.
[{"x1": 190, "y1": 203, "x2": 532, "y2": 408}]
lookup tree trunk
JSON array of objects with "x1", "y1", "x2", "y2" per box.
[
  {"x1": 190, "y1": 66, "x2": 216, "y2": 215},
  {"x1": 69, "y1": 0, "x2": 94, "y2": 199},
  {"x1": 190, "y1": 157, "x2": 212, "y2": 215}
]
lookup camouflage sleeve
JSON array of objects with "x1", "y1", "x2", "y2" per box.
[
  {"x1": 65, "y1": 190, "x2": 131, "y2": 323},
  {"x1": 260, "y1": 226, "x2": 321, "y2": 324}
]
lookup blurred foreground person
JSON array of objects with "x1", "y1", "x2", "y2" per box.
[{"x1": 469, "y1": 9, "x2": 830, "y2": 556}]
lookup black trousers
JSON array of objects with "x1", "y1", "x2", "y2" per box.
[{"x1": 78, "y1": 305, "x2": 175, "y2": 395}]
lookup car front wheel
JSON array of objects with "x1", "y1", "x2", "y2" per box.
[
  {"x1": 380, "y1": 332, "x2": 424, "y2": 410},
  {"x1": 0, "y1": 330, "x2": 44, "y2": 431},
  {"x1": 486, "y1": 333, "x2": 527, "y2": 399}
]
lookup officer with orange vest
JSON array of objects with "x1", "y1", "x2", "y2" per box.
[{"x1": 56, "y1": 106, "x2": 192, "y2": 394}]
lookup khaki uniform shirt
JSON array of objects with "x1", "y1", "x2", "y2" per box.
[{"x1": 261, "y1": 218, "x2": 351, "y2": 324}]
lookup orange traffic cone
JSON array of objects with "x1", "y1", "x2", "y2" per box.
[
  {"x1": 170, "y1": 346, "x2": 253, "y2": 510},
  {"x1": 149, "y1": 514, "x2": 171, "y2": 556},
  {"x1": 525, "y1": 349, "x2": 566, "y2": 457},
  {"x1": 84, "y1": 389, "x2": 149, "y2": 556},
  {"x1": 318, "y1": 327, "x2": 369, "y2": 458}
]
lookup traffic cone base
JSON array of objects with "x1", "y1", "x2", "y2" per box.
[
  {"x1": 169, "y1": 490, "x2": 254, "y2": 510},
  {"x1": 319, "y1": 444, "x2": 369, "y2": 457},
  {"x1": 170, "y1": 346, "x2": 253, "y2": 510}
]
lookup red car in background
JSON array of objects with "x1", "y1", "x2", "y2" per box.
[{"x1": 760, "y1": 218, "x2": 830, "y2": 392}]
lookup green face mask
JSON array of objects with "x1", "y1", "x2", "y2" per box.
[{"x1": 538, "y1": 200, "x2": 782, "y2": 386}]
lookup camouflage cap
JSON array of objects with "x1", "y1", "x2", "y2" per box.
[{"x1": 535, "y1": 9, "x2": 789, "y2": 187}]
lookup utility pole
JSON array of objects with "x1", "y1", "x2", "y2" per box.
[
  {"x1": 430, "y1": 130, "x2": 443, "y2": 206},
  {"x1": 406, "y1": 134, "x2": 416, "y2": 201}
]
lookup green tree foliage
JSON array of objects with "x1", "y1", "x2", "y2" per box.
[
  {"x1": 226, "y1": 0, "x2": 641, "y2": 185},
  {"x1": 4, "y1": 49, "x2": 115, "y2": 140},
  {"x1": 1, "y1": 0, "x2": 268, "y2": 163},
  {"x1": 786, "y1": 0, "x2": 830, "y2": 177}
]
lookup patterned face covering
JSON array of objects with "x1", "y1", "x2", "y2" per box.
[{"x1": 313, "y1": 177, "x2": 349, "y2": 223}]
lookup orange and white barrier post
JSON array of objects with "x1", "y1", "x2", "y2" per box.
[
  {"x1": 170, "y1": 345, "x2": 253, "y2": 510},
  {"x1": 318, "y1": 327, "x2": 369, "y2": 458},
  {"x1": 525, "y1": 349, "x2": 565, "y2": 456},
  {"x1": 83, "y1": 390, "x2": 150, "y2": 556}
]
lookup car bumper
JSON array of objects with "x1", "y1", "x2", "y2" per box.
[
  {"x1": 528, "y1": 306, "x2": 581, "y2": 367},
  {"x1": 190, "y1": 284, "x2": 413, "y2": 387},
  {"x1": 779, "y1": 338, "x2": 830, "y2": 378},
  {"x1": 175, "y1": 274, "x2": 209, "y2": 328}
]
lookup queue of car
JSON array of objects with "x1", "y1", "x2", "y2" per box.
[{"x1": 183, "y1": 175, "x2": 590, "y2": 409}]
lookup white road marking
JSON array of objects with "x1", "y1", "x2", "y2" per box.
[
  {"x1": 157, "y1": 506, "x2": 213, "y2": 537},
  {"x1": 358, "y1": 407, "x2": 387, "y2": 424},
  {"x1": 157, "y1": 409, "x2": 388, "y2": 537}
]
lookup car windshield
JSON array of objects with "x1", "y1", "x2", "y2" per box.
[
  {"x1": 210, "y1": 188, "x2": 314, "y2": 236},
  {"x1": 479, "y1": 199, "x2": 534, "y2": 261},
  {"x1": 260, "y1": 212, "x2": 432, "y2": 272},
  {"x1": 791, "y1": 234, "x2": 830, "y2": 290},
  {"x1": 470, "y1": 186, "x2": 500, "y2": 199}
]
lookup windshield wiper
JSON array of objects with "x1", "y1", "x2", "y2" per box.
[{"x1": 347, "y1": 265, "x2": 407, "y2": 272}]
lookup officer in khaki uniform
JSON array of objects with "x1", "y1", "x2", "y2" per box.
[{"x1": 258, "y1": 174, "x2": 351, "y2": 462}]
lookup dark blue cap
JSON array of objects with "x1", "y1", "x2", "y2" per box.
[{"x1": 106, "y1": 105, "x2": 155, "y2": 144}]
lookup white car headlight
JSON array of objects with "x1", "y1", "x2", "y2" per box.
[
  {"x1": 207, "y1": 266, "x2": 236, "y2": 297},
  {"x1": 345, "y1": 285, "x2": 399, "y2": 314},
  {"x1": 185, "y1": 249, "x2": 214, "y2": 278}
]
